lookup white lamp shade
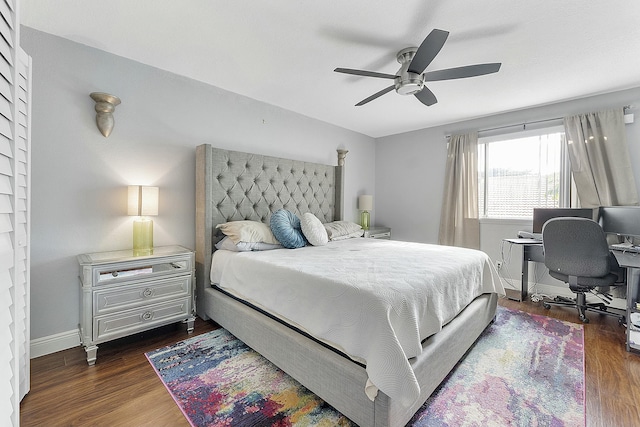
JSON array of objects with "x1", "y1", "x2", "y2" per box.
[
  {"x1": 358, "y1": 195, "x2": 373, "y2": 211},
  {"x1": 128, "y1": 186, "x2": 159, "y2": 216}
]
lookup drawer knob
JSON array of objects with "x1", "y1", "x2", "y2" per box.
[
  {"x1": 141, "y1": 311, "x2": 153, "y2": 321},
  {"x1": 142, "y1": 288, "x2": 154, "y2": 298}
]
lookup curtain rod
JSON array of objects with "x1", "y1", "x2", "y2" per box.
[
  {"x1": 445, "y1": 117, "x2": 563, "y2": 140},
  {"x1": 445, "y1": 105, "x2": 632, "y2": 140},
  {"x1": 480, "y1": 117, "x2": 563, "y2": 135}
]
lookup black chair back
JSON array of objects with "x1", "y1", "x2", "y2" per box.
[{"x1": 542, "y1": 217, "x2": 611, "y2": 278}]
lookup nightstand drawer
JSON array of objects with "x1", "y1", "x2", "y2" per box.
[
  {"x1": 94, "y1": 297, "x2": 191, "y2": 341},
  {"x1": 94, "y1": 276, "x2": 191, "y2": 315},
  {"x1": 91, "y1": 256, "x2": 192, "y2": 287}
]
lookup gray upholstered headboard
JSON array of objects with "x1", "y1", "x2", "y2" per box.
[{"x1": 195, "y1": 144, "x2": 345, "y2": 318}]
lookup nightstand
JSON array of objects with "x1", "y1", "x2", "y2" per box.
[
  {"x1": 77, "y1": 245, "x2": 195, "y2": 365},
  {"x1": 363, "y1": 226, "x2": 391, "y2": 240}
]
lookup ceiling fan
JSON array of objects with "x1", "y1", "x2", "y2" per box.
[{"x1": 334, "y1": 29, "x2": 501, "y2": 107}]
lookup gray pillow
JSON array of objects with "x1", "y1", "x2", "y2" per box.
[{"x1": 324, "y1": 221, "x2": 363, "y2": 241}]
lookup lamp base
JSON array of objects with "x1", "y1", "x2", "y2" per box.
[
  {"x1": 133, "y1": 218, "x2": 154, "y2": 256},
  {"x1": 360, "y1": 211, "x2": 370, "y2": 230}
]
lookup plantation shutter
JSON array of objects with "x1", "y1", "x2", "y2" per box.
[
  {"x1": 0, "y1": 0, "x2": 31, "y2": 425},
  {"x1": 15, "y1": 46, "x2": 31, "y2": 404}
]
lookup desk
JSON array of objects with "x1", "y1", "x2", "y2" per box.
[{"x1": 505, "y1": 238, "x2": 640, "y2": 352}]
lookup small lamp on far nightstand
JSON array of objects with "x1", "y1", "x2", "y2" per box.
[
  {"x1": 358, "y1": 195, "x2": 373, "y2": 230},
  {"x1": 128, "y1": 186, "x2": 159, "y2": 256}
]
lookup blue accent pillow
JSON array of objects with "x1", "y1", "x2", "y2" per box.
[{"x1": 270, "y1": 209, "x2": 306, "y2": 249}]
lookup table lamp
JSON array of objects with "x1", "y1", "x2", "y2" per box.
[
  {"x1": 358, "y1": 195, "x2": 373, "y2": 230},
  {"x1": 128, "y1": 186, "x2": 159, "y2": 256}
]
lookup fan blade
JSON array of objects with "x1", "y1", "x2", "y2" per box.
[
  {"x1": 355, "y1": 85, "x2": 395, "y2": 106},
  {"x1": 334, "y1": 68, "x2": 397, "y2": 79},
  {"x1": 407, "y1": 29, "x2": 449, "y2": 74},
  {"x1": 423, "y1": 63, "x2": 502, "y2": 81},
  {"x1": 414, "y1": 87, "x2": 438, "y2": 106}
]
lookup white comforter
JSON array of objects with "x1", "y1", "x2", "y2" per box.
[{"x1": 210, "y1": 238, "x2": 503, "y2": 406}]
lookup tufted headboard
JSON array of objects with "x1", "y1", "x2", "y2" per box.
[{"x1": 195, "y1": 144, "x2": 345, "y2": 318}]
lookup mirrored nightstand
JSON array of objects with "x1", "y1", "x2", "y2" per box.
[
  {"x1": 77, "y1": 245, "x2": 195, "y2": 365},
  {"x1": 363, "y1": 226, "x2": 391, "y2": 240}
]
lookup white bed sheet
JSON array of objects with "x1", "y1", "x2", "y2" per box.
[{"x1": 210, "y1": 238, "x2": 503, "y2": 406}]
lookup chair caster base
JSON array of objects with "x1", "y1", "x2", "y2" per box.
[{"x1": 542, "y1": 294, "x2": 625, "y2": 325}]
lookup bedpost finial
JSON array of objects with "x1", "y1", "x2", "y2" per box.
[{"x1": 337, "y1": 149, "x2": 348, "y2": 166}]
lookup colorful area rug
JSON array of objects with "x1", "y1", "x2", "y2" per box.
[{"x1": 146, "y1": 307, "x2": 585, "y2": 426}]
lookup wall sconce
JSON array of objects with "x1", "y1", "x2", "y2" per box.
[
  {"x1": 127, "y1": 186, "x2": 159, "y2": 256},
  {"x1": 90, "y1": 92, "x2": 121, "y2": 137},
  {"x1": 358, "y1": 195, "x2": 373, "y2": 230}
]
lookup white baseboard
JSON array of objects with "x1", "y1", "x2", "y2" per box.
[{"x1": 30, "y1": 329, "x2": 81, "y2": 359}]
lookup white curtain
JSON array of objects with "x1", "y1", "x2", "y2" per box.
[
  {"x1": 563, "y1": 109, "x2": 639, "y2": 208},
  {"x1": 438, "y1": 132, "x2": 480, "y2": 249}
]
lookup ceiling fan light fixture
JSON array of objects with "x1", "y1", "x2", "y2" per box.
[
  {"x1": 394, "y1": 70, "x2": 424, "y2": 95},
  {"x1": 395, "y1": 78, "x2": 424, "y2": 95}
]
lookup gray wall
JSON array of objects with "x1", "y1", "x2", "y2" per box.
[{"x1": 22, "y1": 27, "x2": 376, "y2": 340}]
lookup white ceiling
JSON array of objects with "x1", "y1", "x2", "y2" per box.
[{"x1": 20, "y1": 0, "x2": 640, "y2": 138}]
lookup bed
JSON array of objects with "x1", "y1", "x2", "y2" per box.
[{"x1": 195, "y1": 144, "x2": 501, "y2": 427}]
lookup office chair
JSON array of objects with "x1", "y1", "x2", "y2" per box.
[{"x1": 541, "y1": 217, "x2": 626, "y2": 324}]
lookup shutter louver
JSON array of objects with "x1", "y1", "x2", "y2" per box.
[
  {"x1": 0, "y1": 0, "x2": 30, "y2": 425},
  {"x1": 0, "y1": 1, "x2": 13, "y2": 424},
  {"x1": 14, "y1": 40, "x2": 31, "y2": 412}
]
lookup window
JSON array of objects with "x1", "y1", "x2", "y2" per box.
[{"x1": 478, "y1": 125, "x2": 571, "y2": 219}]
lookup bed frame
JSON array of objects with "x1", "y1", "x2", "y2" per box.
[{"x1": 195, "y1": 144, "x2": 498, "y2": 427}]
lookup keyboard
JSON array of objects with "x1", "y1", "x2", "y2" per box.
[
  {"x1": 517, "y1": 231, "x2": 542, "y2": 240},
  {"x1": 610, "y1": 243, "x2": 640, "y2": 253}
]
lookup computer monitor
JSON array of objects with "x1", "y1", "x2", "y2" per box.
[
  {"x1": 532, "y1": 208, "x2": 595, "y2": 234},
  {"x1": 599, "y1": 206, "x2": 640, "y2": 237}
]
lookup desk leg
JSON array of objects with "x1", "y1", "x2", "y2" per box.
[
  {"x1": 521, "y1": 251, "x2": 529, "y2": 302},
  {"x1": 626, "y1": 267, "x2": 640, "y2": 352}
]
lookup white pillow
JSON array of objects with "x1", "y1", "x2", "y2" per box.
[
  {"x1": 215, "y1": 236, "x2": 284, "y2": 252},
  {"x1": 300, "y1": 213, "x2": 329, "y2": 246},
  {"x1": 215, "y1": 236, "x2": 240, "y2": 251},
  {"x1": 330, "y1": 230, "x2": 365, "y2": 241},
  {"x1": 216, "y1": 220, "x2": 280, "y2": 245},
  {"x1": 324, "y1": 221, "x2": 363, "y2": 241},
  {"x1": 236, "y1": 241, "x2": 284, "y2": 251}
]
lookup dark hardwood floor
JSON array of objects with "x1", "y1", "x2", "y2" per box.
[
  {"x1": 21, "y1": 298, "x2": 640, "y2": 427},
  {"x1": 500, "y1": 298, "x2": 640, "y2": 427}
]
